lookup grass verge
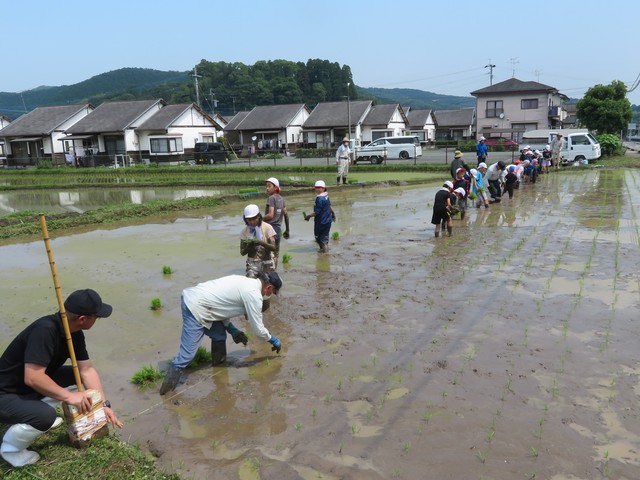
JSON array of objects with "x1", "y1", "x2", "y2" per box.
[{"x1": 0, "y1": 426, "x2": 180, "y2": 479}]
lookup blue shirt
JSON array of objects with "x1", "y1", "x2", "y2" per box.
[
  {"x1": 314, "y1": 194, "x2": 332, "y2": 225},
  {"x1": 476, "y1": 142, "x2": 488, "y2": 158}
]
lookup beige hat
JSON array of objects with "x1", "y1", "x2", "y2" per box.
[
  {"x1": 454, "y1": 150, "x2": 463, "y2": 159},
  {"x1": 342, "y1": 137, "x2": 349, "y2": 142}
]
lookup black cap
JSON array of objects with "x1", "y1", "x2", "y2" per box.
[
  {"x1": 263, "y1": 271, "x2": 283, "y2": 294},
  {"x1": 64, "y1": 289, "x2": 113, "y2": 318}
]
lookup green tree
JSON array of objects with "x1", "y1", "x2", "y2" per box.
[{"x1": 576, "y1": 80, "x2": 632, "y2": 134}]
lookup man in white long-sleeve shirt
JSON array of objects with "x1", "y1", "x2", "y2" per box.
[
  {"x1": 160, "y1": 272, "x2": 283, "y2": 395},
  {"x1": 335, "y1": 137, "x2": 351, "y2": 185}
]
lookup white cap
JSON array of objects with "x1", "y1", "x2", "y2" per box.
[
  {"x1": 266, "y1": 177, "x2": 279, "y2": 188},
  {"x1": 478, "y1": 162, "x2": 487, "y2": 169},
  {"x1": 443, "y1": 180, "x2": 454, "y2": 189},
  {"x1": 454, "y1": 187, "x2": 466, "y2": 197},
  {"x1": 314, "y1": 180, "x2": 326, "y2": 188},
  {"x1": 243, "y1": 204, "x2": 260, "y2": 218},
  {"x1": 480, "y1": 136, "x2": 486, "y2": 141},
  {"x1": 470, "y1": 168, "x2": 478, "y2": 176}
]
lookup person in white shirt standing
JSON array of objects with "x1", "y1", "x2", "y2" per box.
[
  {"x1": 160, "y1": 272, "x2": 284, "y2": 395},
  {"x1": 550, "y1": 133, "x2": 565, "y2": 169},
  {"x1": 335, "y1": 137, "x2": 351, "y2": 185}
]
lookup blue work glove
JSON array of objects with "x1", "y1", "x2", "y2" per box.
[
  {"x1": 225, "y1": 322, "x2": 248, "y2": 345},
  {"x1": 268, "y1": 335, "x2": 282, "y2": 353}
]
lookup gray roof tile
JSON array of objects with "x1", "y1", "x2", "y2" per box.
[
  {"x1": 67, "y1": 99, "x2": 163, "y2": 134},
  {"x1": 304, "y1": 100, "x2": 372, "y2": 128},
  {"x1": 0, "y1": 104, "x2": 90, "y2": 137}
]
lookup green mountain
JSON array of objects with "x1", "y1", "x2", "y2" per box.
[
  {"x1": 0, "y1": 64, "x2": 475, "y2": 120},
  {"x1": 357, "y1": 87, "x2": 475, "y2": 110}
]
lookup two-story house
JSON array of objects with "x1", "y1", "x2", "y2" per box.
[{"x1": 471, "y1": 78, "x2": 568, "y2": 142}]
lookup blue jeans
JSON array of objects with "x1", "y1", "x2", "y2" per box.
[{"x1": 172, "y1": 296, "x2": 227, "y2": 369}]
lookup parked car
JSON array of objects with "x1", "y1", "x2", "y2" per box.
[
  {"x1": 354, "y1": 136, "x2": 422, "y2": 164},
  {"x1": 194, "y1": 142, "x2": 228, "y2": 164},
  {"x1": 483, "y1": 137, "x2": 518, "y2": 147}
]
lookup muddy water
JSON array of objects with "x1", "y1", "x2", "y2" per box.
[{"x1": 1, "y1": 170, "x2": 640, "y2": 479}]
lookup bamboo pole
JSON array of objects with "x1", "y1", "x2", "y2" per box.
[{"x1": 39, "y1": 214, "x2": 83, "y2": 391}]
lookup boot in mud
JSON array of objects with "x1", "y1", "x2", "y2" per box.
[
  {"x1": 435, "y1": 229, "x2": 440, "y2": 238},
  {"x1": 337, "y1": 177, "x2": 341, "y2": 185},
  {"x1": 460, "y1": 211, "x2": 465, "y2": 221},
  {"x1": 160, "y1": 365, "x2": 183, "y2": 395},
  {"x1": 211, "y1": 340, "x2": 227, "y2": 366},
  {"x1": 447, "y1": 226, "x2": 452, "y2": 237}
]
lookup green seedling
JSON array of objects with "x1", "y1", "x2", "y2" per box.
[
  {"x1": 239, "y1": 187, "x2": 259, "y2": 194},
  {"x1": 282, "y1": 253, "x2": 292, "y2": 264},
  {"x1": 210, "y1": 439, "x2": 219, "y2": 449},
  {"x1": 130, "y1": 365, "x2": 163, "y2": 388},
  {"x1": 332, "y1": 231, "x2": 340, "y2": 240},
  {"x1": 150, "y1": 298, "x2": 162, "y2": 310},
  {"x1": 302, "y1": 211, "x2": 307, "y2": 219},
  {"x1": 162, "y1": 265, "x2": 172, "y2": 275},
  {"x1": 295, "y1": 422, "x2": 303, "y2": 431},
  {"x1": 187, "y1": 346, "x2": 211, "y2": 368},
  {"x1": 530, "y1": 446, "x2": 538, "y2": 457},
  {"x1": 401, "y1": 442, "x2": 412, "y2": 454}
]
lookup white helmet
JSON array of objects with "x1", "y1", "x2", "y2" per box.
[
  {"x1": 243, "y1": 204, "x2": 260, "y2": 218},
  {"x1": 314, "y1": 180, "x2": 326, "y2": 188}
]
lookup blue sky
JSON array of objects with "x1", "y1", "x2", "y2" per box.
[{"x1": 3, "y1": 0, "x2": 639, "y2": 105}]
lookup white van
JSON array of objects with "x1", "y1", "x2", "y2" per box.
[
  {"x1": 521, "y1": 129, "x2": 601, "y2": 165},
  {"x1": 354, "y1": 136, "x2": 422, "y2": 164}
]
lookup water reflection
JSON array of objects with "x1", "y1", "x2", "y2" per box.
[{"x1": 0, "y1": 187, "x2": 238, "y2": 214}]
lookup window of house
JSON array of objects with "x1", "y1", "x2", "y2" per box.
[
  {"x1": 486, "y1": 100, "x2": 503, "y2": 118},
  {"x1": 150, "y1": 137, "x2": 183, "y2": 154},
  {"x1": 372, "y1": 131, "x2": 392, "y2": 140},
  {"x1": 201, "y1": 135, "x2": 215, "y2": 143},
  {"x1": 521, "y1": 99, "x2": 539, "y2": 109}
]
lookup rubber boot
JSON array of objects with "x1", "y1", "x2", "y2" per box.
[
  {"x1": 211, "y1": 340, "x2": 227, "y2": 366},
  {"x1": 435, "y1": 229, "x2": 439, "y2": 238},
  {"x1": 0, "y1": 420, "x2": 62, "y2": 468},
  {"x1": 343, "y1": 176, "x2": 348, "y2": 185},
  {"x1": 460, "y1": 210, "x2": 465, "y2": 221},
  {"x1": 320, "y1": 242, "x2": 329, "y2": 253},
  {"x1": 159, "y1": 365, "x2": 183, "y2": 395},
  {"x1": 337, "y1": 176, "x2": 341, "y2": 185},
  {"x1": 447, "y1": 226, "x2": 452, "y2": 236}
]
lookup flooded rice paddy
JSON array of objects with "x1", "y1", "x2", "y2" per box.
[{"x1": 1, "y1": 169, "x2": 639, "y2": 479}]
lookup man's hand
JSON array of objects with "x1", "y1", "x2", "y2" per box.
[
  {"x1": 66, "y1": 391, "x2": 93, "y2": 414},
  {"x1": 232, "y1": 331, "x2": 249, "y2": 346},
  {"x1": 104, "y1": 406, "x2": 124, "y2": 428},
  {"x1": 304, "y1": 215, "x2": 310, "y2": 222},
  {"x1": 282, "y1": 230, "x2": 290, "y2": 239},
  {"x1": 268, "y1": 336, "x2": 282, "y2": 353}
]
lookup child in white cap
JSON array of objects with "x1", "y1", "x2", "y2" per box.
[{"x1": 304, "y1": 180, "x2": 336, "y2": 252}]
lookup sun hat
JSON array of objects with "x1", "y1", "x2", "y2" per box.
[
  {"x1": 443, "y1": 180, "x2": 454, "y2": 189},
  {"x1": 64, "y1": 289, "x2": 112, "y2": 318},
  {"x1": 266, "y1": 177, "x2": 280, "y2": 188},
  {"x1": 470, "y1": 168, "x2": 478, "y2": 176},
  {"x1": 314, "y1": 180, "x2": 326, "y2": 188},
  {"x1": 454, "y1": 187, "x2": 466, "y2": 197},
  {"x1": 478, "y1": 162, "x2": 487, "y2": 169},
  {"x1": 342, "y1": 137, "x2": 349, "y2": 142},
  {"x1": 243, "y1": 204, "x2": 260, "y2": 218},
  {"x1": 454, "y1": 150, "x2": 463, "y2": 159}
]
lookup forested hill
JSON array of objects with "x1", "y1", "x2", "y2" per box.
[{"x1": 0, "y1": 60, "x2": 475, "y2": 120}]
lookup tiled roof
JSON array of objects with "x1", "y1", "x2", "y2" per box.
[
  {"x1": 67, "y1": 99, "x2": 163, "y2": 133},
  {"x1": 224, "y1": 111, "x2": 251, "y2": 130},
  {"x1": 362, "y1": 104, "x2": 401, "y2": 126},
  {"x1": 232, "y1": 104, "x2": 309, "y2": 130},
  {"x1": 471, "y1": 78, "x2": 557, "y2": 96},
  {"x1": 304, "y1": 100, "x2": 372, "y2": 128},
  {"x1": 406, "y1": 109, "x2": 433, "y2": 128},
  {"x1": 434, "y1": 108, "x2": 475, "y2": 127},
  {"x1": 0, "y1": 104, "x2": 90, "y2": 136},
  {"x1": 137, "y1": 104, "x2": 192, "y2": 131}
]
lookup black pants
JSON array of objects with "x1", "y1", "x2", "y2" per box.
[
  {"x1": 0, "y1": 366, "x2": 75, "y2": 430},
  {"x1": 488, "y1": 179, "x2": 502, "y2": 199}
]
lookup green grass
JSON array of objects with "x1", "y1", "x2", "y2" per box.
[
  {"x1": 186, "y1": 346, "x2": 212, "y2": 369},
  {"x1": 130, "y1": 365, "x2": 164, "y2": 389},
  {"x1": 0, "y1": 429, "x2": 181, "y2": 479},
  {"x1": 162, "y1": 265, "x2": 173, "y2": 275}
]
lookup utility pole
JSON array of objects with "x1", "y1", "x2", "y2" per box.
[
  {"x1": 192, "y1": 67, "x2": 201, "y2": 108},
  {"x1": 534, "y1": 70, "x2": 541, "y2": 82},
  {"x1": 347, "y1": 82, "x2": 352, "y2": 140},
  {"x1": 209, "y1": 89, "x2": 218, "y2": 115},
  {"x1": 485, "y1": 63, "x2": 496, "y2": 85}
]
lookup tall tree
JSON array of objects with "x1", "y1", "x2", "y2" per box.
[{"x1": 576, "y1": 80, "x2": 632, "y2": 134}]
